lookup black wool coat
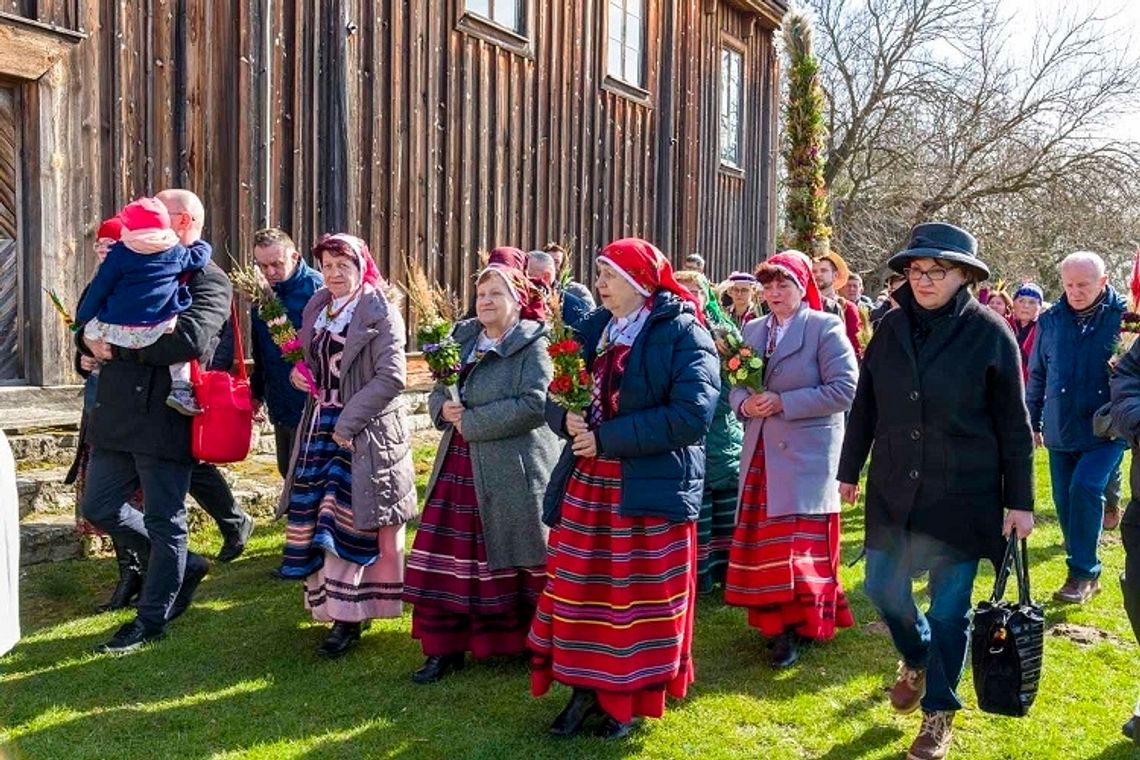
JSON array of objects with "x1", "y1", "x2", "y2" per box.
[
  {"x1": 837, "y1": 284, "x2": 1034, "y2": 564},
  {"x1": 78, "y1": 262, "x2": 233, "y2": 463}
]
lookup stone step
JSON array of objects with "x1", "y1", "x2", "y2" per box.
[
  {"x1": 17, "y1": 466, "x2": 74, "y2": 519},
  {"x1": 0, "y1": 385, "x2": 84, "y2": 434},
  {"x1": 11, "y1": 428, "x2": 80, "y2": 469},
  {"x1": 20, "y1": 514, "x2": 84, "y2": 566}
]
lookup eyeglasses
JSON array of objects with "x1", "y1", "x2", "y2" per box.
[{"x1": 903, "y1": 265, "x2": 950, "y2": 283}]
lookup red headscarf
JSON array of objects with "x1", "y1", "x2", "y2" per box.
[
  {"x1": 756, "y1": 250, "x2": 823, "y2": 311},
  {"x1": 478, "y1": 265, "x2": 546, "y2": 322},
  {"x1": 487, "y1": 246, "x2": 527, "y2": 272},
  {"x1": 312, "y1": 233, "x2": 384, "y2": 288},
  {"x1": 596, "y1": 237, "x2": 704, "y2": 323}
]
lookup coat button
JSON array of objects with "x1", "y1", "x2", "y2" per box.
[
  {"x1": 135, "y1": 386, "x2": 143, "y2": 392},
  {"x1": 910, "y1": 429, "x2": 921, "y2": 441},
  {"x1": 774, "y1": 367, "x2": 781, "y2": 374},
  {"x1": 909, "y1": 391, "x2": 920, "y2": 401},
  {"x1": 1061, "y1": 388, "x2": 1066, "y2": 393},
  {"x1": 909, "y1": 469, "x2": 920, "y2": 480},
  {"x1": 778, "y1": 442, "x2": 787, "y2": 450}
]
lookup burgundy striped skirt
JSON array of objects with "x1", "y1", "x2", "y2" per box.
[
  {"x1": 403, "y1": 432, "x2": 546, "y2": 658},
  {"x1": 528, "y1": 455, "x2": 696, "y2": 724},
  {"x1": 724, "y1": 442, "x2": 854, "y2": 640}
]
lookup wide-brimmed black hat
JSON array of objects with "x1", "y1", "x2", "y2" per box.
[{"x1": 887, "y1": 222, "x2": 990, "y2": 280}]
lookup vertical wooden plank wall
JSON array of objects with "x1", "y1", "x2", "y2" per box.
[{"x1": 10, "y1": 0, "x2": 782, "y2": 383}]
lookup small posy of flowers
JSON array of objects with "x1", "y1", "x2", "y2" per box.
[
  {"x1": 1111, "y1": 311, "x2": 1140, "y2": 370},
  {"x1": 545, "y1": 288, "x2": 593, "y2": 413},
  {"x1": 45, "y1": 288, "x2": 78, "y2": 332},
  {"x1": 230, "y1": 264, "x2": 318, "y2": 396},
  {"x1": 721, "y1": 331, "x2": 765, "y2": 392}
]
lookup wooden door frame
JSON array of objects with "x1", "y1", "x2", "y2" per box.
[{"x1": 0, "y1": 82, "x2": 25, "y2": 384}]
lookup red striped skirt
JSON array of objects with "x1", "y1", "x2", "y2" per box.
[
  {"x1": 404, "y1": 432, "x2": 546, "y2": 658},
  {"x1": 724, "y1": 442, "x2": 854, "y2": 640},
  {"x1": 528, "y1": 455, "x2": 696, "y2": 724}
]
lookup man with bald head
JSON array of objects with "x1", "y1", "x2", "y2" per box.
[
  {"x1": 1027, "y1": 251, "x2": 1128, "y2": 605},
  {"x1": 79, "y1": 188, "x2": 234, "y2": 654}
]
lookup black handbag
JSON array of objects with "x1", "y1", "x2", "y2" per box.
[{"x1": 970, "y1": 536, "x2": 1045, "y2": 717}]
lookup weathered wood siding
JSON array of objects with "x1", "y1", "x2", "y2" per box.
[{"x1": 4, "y1": 0, "x2": 784, "y2": 384}]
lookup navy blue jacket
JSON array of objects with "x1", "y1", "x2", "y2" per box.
[
  {"x1": 250, "y1": 259, "x2": 323, "y2": 427},
  {"x1": 542, "y1": 291, "x2": 721, "y2": 525},
  {"x1": 1027, "y1": 287, "x2": 1127, "y2": 453},
  {"x1": 560, "y1": 287, "x2": 591, "y2": 331},
  {"x1": 76, "y1": 240, "x2": 212, "y2": 326}
]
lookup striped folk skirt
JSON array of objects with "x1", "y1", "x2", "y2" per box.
[
  {"x1": 404, "y1": 432, "x2": 546, "y2": 658},
  {"x1": 304, "y1": 524, "x2": 406, "y2": 622},
  {"x1": 528, "y1": 455, "x2": 697, "y2": 724},
  {"x1": 724, "y1": 442, "x2": 854, "y2": 640},
  {"x1": 696, "y1": 485, "x2": 737, "y2": 592},
  {"x1": 280, "y1": 405, "x2": 381, "y2": 578}
]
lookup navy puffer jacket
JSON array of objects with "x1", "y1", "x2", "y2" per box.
[
  {"x1": 1027, "y1": 287, "x2": 1127, "y2": 452},
  {"x1": 543, "y1": 291, "x2": 721, "y2": 525}
]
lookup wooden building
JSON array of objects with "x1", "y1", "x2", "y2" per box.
[{"x1": 0, "y1": 0, "x2": 786, "y2": 387}]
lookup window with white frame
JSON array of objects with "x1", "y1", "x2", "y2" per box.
[
  {"x1": 720, "y1": 46, "x2": 744, "y2": 168},
  {"x1": 464, "y1": 0, "x2": 521, "y2": 33},
  {"x1": 606, "y1": 0, "x2": 644, "y2": 88}
]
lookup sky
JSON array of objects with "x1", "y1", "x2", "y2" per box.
[{"x1": 1000, "y1": 0, "x2": 1140, "y2": 141}]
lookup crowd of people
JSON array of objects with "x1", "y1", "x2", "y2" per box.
[{"x1": 8, "y1": 196, "x2": 1140, "y2": 759}]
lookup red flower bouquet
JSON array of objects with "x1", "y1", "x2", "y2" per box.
[{"x1": 546, "y1": 290, "x2": 593, "y2": 413}]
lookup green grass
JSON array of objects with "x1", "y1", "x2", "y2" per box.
[{"x1": 3, "y1": 449, "x2": 1138, "y2": 759}]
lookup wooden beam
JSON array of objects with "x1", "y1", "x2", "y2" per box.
[
  {"x1": 720, "y1": 0, "x2": 787, "y2": 31},
  {"x1": 0, "y1": 12, "x2": 85, "y2": 82}
]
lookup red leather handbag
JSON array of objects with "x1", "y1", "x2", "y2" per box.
[{"x1": 190, "y1": 302, "x2": 254, "y2": 464}]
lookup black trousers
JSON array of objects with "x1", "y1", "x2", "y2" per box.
[
  {"x1": 190, "y1": 462, "x2": 244, "y2": 542},
  {"x1": 1122, "y1": 500, "x2": 1140, "y2": 644},
  {"x1": 81, "y1": 449, "x2": 195, "y2": 632},
  {"x1": 274, "y1": 424, "x2": 297, "y2": 479}
]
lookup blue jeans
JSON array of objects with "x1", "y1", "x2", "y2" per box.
[
  {"x1": 1049, "y1": 444, "x2": 1125, "y2": 580},
  {"x1": 864, "y1": 534, "x2": 979, "y2": 712}
]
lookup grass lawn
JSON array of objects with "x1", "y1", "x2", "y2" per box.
[{"x1": 2, "y1": 449, "x2": 1138, "y2": 759}]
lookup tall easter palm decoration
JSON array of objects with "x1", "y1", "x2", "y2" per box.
[{"x1": 781, "y1": 8, "x2": 831, "y2": 256}]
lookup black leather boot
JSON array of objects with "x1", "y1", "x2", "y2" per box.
[
  {"x1": 411, "y1": 653, "x2": 465, "y2": 684},
  {"x1": 769, "y1": 629, "x2": 803, "y2": 669},
  {"x1": 595, "y1": 715, "x2": 642, "y2": 740},
  {"x1": 96, "y1": 542, "x2": 143, "y2": 612},
  {"x1": 317, "y1": 621, "x2": 363, "y2": 658},
  {"x1": 549, "y1": 688, "x2": 602, "y2": 737}
]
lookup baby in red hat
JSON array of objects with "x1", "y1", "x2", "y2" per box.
[{"x1": 76, "y1": 197, "x2": 212, "y2": 415}]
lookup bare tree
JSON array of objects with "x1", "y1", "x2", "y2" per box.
[{"x1": 808, "y1": 0, "x2": 1140, "y2": 285}]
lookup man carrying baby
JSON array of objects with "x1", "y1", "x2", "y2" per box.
[{"x1": 79, "y1": 188, "x2": 232, "y2": 655}]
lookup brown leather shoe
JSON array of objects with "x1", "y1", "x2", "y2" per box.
[
  {"x1": 1105, "y1": 504, "x2": 1122, "y2": 531},
  {"x1": 906, "y1": 710, "x2": 954, "y2": 760},
  {"x1": 1052, "y1": 578, "x2": 1101, "y2": 604},
  {"x1": 889, "y1": 661, "x2": 927, "y2": 714}
]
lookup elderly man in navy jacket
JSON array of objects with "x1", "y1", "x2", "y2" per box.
[
  {"x1": 250, "y1": 228, "x2": 323, "y2": 477},
  {"x1": 1027, "y1": 250, "x2": 1128, "y2": 604}
]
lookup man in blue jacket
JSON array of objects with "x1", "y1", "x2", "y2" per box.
[
  {"x1": 250, "y1": 228, "x2": 323, "y2": 477},
  {"x1": 1027, "y1": 250, "x2": 1127, "y2": 604},
  {"x1": 525, "y1": 250, "x2": 590, "y2": 330}
]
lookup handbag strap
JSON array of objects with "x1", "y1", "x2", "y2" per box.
[
  {"x1": 991, "y1": 534, "x2": 1033, "y2": 606},
  {"x1": 990, "y1": 534, "x2": 1018, "y2": 602},
  {"x1": 229, "y1": 300, "x2": 248, "y2": 380},
  {"x1": 1015, "y1": 538, "x2": 1032, "y2": 606}
]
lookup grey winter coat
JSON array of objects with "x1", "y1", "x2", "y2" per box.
[
  {"x1": 425, "y1": 318, "x2": 560, "y2": 570},
  {"x1": 277, "y1": 287, "x2": 417, "y2": 530},
  {"x1": 730, "y1": 306, "x2": 858, "y2": 518}
]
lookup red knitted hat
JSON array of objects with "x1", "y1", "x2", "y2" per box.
[
  {"x1": 118, "y1": 197, "x2": 171, "y2": 232},
  {"x1": 96, "y1": 217, "x2": 124, "y2": 241}
]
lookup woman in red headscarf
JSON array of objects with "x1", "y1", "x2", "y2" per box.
[
  {"x1": 528, "y1": 238, "x2": 721, "y2": 739},
  {"x1": 275, "y1": 234, "x2": 417, "y2": 658},
  {"x1": 403, "y1": 262, "x2": 560, "y2": 683},
  {"x1": 724, "y1": 251, "x2": 859, "y2": 668}
]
